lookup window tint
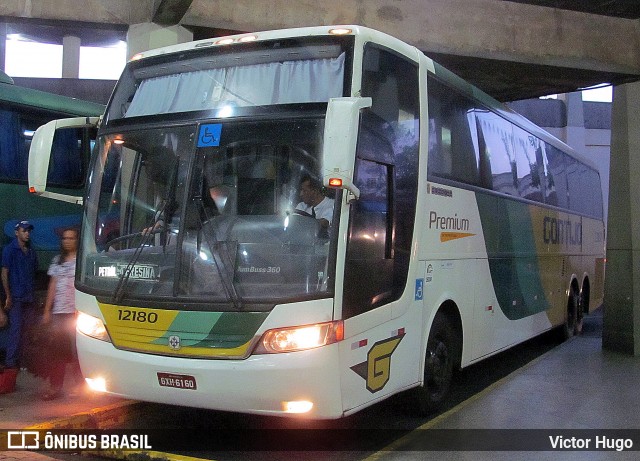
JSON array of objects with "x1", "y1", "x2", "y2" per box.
[
  {"x1": 567, "y1": 159, "x2": 603, "y2": 218},
  {"x1": 0, "y1": 108, "x2": 35, "y2": 182},
  {"x1": 427, "y1": 77, "x2": 479, "y2": 186},
  {"x1": 476, "y1": 111, "x2": 516, "y2": 196},
  {"x1": 513, "y1": 126, "x2": 544, "y2": 202},
  {"x1": 343, "y1": 159, "x2": 392, "y2": 318},
  {"x1": 48, "y1": 127, "x2": 88, "y2": 187},
  {"x1": 343, "y1": 45, "x2": 419, "y2": 319},
  {"x1": 0, "y1": 107, "x2": 88, "y2": 188},
  {"x1": 544, "y1": 144, "x2": 569, "y2": 209},
  {"x1": 427, "y1": 76, "x2": 603, "y2": 219}
]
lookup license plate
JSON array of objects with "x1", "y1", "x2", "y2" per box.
[{"x1": 157, "y1": 372, "x2": 197, "y2": 390}]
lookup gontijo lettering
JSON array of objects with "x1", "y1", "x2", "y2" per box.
[{"x1": 543, "y1": 216, "x2": 582, "y2": 245}]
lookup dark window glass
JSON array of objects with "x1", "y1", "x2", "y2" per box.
[
  {"x1": 47, "y1": 127, "x2": 89, "y2": 188},
  {"x1": 427, "y1": 77, "x2": 480, "y2": 186},
  {"x1": 567, "y1": 159, "x2": 603, "y2": 218},
  {"x1": 427, "y1": 77, "x2": 602, "y2": 217},
  {"x1": 476, "y1": 111, "x2": 517, "y2": 196},
  {"x1": 0, "y1": 109, "x2": 37, "y2": 182},
  {"x1": 343, "y1": 45, "x2": 419, "y2": 319},
  {"x1": 545, "y1": 144, "x2": 569, "y2": 209},
  {"x1": 513, "y1": 126, "x2": 544, "y2": 202},
  {"x1": 343, "y1": 159, "x2": 392, "y2": 317},
  {"x1": 0, "y1": 108, "x2": 89, "y2": 188}
]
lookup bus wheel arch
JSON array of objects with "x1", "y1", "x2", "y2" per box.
[{"x1": 412, "y1": 301, "x2": 462, "y2": 415}]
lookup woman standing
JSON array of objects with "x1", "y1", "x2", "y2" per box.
[{"x1": 41, "y1": 228, "x2": 81, "y2": 400}]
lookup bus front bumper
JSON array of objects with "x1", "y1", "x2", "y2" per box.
[{"x1": 76, "y1": 332, "x2": 345, "y2": 419}]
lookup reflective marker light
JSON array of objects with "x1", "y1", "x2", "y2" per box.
[
  {"x1": 282, "y1": 400, "x2": 314, "y2": 414},
  {"x1": 329, "y1": 28, "x2": 352, "y2": 35},
  {"x1": 254, "y1": 321, "x2": 344, "y2": 354},
  {"x1": 77, "y1": 312, "x2": 110, "y2": 342},
  {"x1": 328, "y1": 177, "x2": 343, "y2": 188}
]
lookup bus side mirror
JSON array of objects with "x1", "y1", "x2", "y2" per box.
[
  {"x1": 322, "y1": 97, "x2": 372, "y2": 201},
  {"x1": 29, "y1": 116, "x2": 99, "y2": 205}
]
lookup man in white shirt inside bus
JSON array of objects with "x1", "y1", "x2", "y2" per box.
[{"x1": 295, "y1": 175, "x2": 334, "y2": 233}]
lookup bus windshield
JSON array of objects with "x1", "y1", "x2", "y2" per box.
[
  {"x1": 78, "y1": 35, "x2": 355, "y2": 309},
  {"x1": 79, "y1": 116, "x2": 336, "y2": 308}
]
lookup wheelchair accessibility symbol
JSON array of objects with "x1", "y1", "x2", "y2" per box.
[{"x1": 197, "y1": 123, "x2": 222, "y2": 147}]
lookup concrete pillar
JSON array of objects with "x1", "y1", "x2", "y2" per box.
[
  {"x1": 0, "y1": 22, "x2": 6, "y2": 73},
  {"x1": 62, "y1": 35, "x2": 81, "y2": 78},
  {"x1": 560, "y1": 92, "x2": 586, "y2": 154},
  {"x1": 602, "y1": 81, "x2": 640, "y2": 355},
  {"x1": 126, "y1": 23, "x2": 193, "y2": 58}
]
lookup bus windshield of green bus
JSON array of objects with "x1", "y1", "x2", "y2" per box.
[
  {"x1": 104, "y1": 37, "x2": 350, "y2": 122},
  {"x1": 79, "y1": 118, "x2": 337, "y2": 308}
]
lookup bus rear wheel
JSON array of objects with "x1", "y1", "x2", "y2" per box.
[
  {"x1": 575, "y1": 289, "x2": 587, "y2": 335},
  {"x1": 562, "y1": 289, "x2": 579, "y2": 340},
  {"x1": 413, "y1": 313, "x2": 456, "y2": 415}
]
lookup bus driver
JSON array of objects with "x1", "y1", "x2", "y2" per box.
[{"x1": 295, "y1": 175, "x2": 334, "y2": 232}]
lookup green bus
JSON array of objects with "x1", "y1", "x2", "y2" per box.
[{"x1": 0, "y1": 70, "x2": 104, "y2": 275}]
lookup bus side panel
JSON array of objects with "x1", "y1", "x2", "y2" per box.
[
  {"x1": 339, "y1": 300, "x2": 422, "y2": 415},
  {"x1": 419, "y1": 186, "x2": 489, "y2": 364}
]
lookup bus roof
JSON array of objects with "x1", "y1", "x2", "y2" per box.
[
  {"x1": 0, "y1": 70, "x2": 104, "y2": 117},
  {"x1": 126, "y1": 25, "x2": 598, "y2": 172}
]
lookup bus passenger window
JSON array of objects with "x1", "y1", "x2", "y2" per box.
[{"x1": 426, "y1": 77, "x2": 480, "y2": 186}]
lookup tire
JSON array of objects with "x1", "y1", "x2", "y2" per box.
[
  {"x1": 413, "y1": 313, "x2": 457, "y2": 415},
  {"x1": 575, "y1": 290, "x2": 586, "y2": 335},
  {"x1": 562, "y1": 289, "x2": 579, "y2": 340}
]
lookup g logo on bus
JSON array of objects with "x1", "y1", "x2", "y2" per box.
[
  {"x1": 168, "y1": 335, "x2": 181, "y2": 351},
  {"x1": 351, "y1": 332, "x2": 404, "y2": 393}
]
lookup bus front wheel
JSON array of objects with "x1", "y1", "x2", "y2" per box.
[{"x1": 413, "y1": 313, "x2": 456, "y2": 415}]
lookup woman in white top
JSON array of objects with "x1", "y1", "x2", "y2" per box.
[{"x1": 41, "y1": 228, "x2": 81, "y2": 400}]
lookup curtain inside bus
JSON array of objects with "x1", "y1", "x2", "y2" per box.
[{"x1": 125, "y1": 54, "x2": 345, "y2": 117}]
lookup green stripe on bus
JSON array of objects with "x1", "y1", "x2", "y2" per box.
[{"x1": 476, "y1": 192, "x2": 550, "y2": 320}]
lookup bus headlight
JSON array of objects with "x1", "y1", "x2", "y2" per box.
[
  {"x1": 77, "y1": 312, "x2": 111, "y2": 342},
  {"x1": 254, "y1": 321, "x2": 343, "y2": 354}
]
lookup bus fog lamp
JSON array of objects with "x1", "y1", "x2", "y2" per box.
[
  {"x1": 282, "y1": 400, "x2": 314, "y2": 414},
  {"x1": 85, "y1": 377, "x2": 107, "y2": 393}
]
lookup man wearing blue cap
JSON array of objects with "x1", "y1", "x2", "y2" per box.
[{"x1": 1, "y1": 221, "x2": 38, "y2": 371}]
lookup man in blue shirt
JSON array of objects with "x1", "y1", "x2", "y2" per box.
[{"x1": 1, "y1": 221, "x2": 38, "y2": 370}]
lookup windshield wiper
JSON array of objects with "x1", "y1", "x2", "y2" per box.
[
  {"x1": 112, "y1": 157, "x2": 178, "y2": 303},
  {"x1": 197, "y1": 199, "x2": 243, "y2": 309},
  {"x1": 112, "y1": 197, "x2": 172, "y2": 303}
]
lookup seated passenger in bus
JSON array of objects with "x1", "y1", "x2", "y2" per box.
[{"x1": 294, "y1": 175, "x2": 334, "y2": 233}]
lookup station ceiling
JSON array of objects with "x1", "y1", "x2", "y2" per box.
[
  {"x1": 3, "y1": 0, "x2": 640, "y2": 102},
  {"x1": 432, "y1": 0, "x2": 640, "y2": 100}
]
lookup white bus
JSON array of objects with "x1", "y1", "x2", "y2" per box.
[{"x1": 29, "y1": 26, "x2": 605, "y2": 419}]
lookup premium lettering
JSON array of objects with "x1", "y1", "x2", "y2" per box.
[{"x1": 429, "y1": 211, "x2": 470, "y2": 231}]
